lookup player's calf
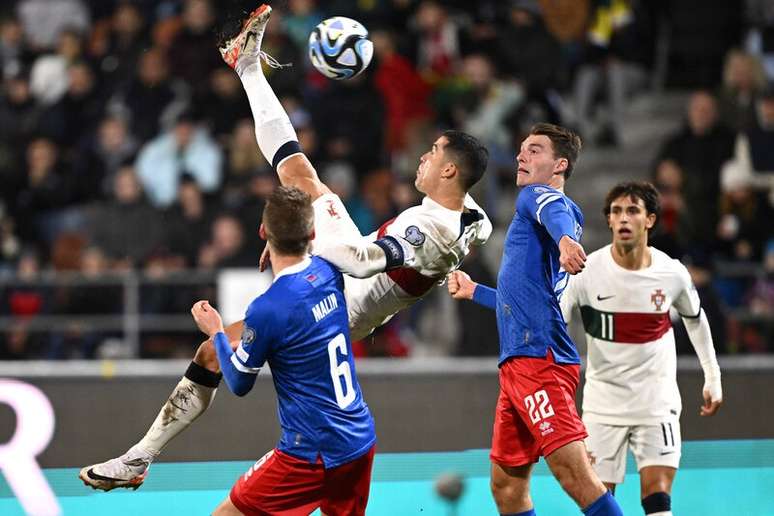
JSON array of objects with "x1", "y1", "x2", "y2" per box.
[{"x1": 545, "y1": 441, "x2": 609, "y2": 509}]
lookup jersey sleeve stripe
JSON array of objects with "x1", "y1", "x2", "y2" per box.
[
  {"x1": 236, "y1": 343, "x2": 250, "y2": 363},
  {"x1": 536, "y1": 191, "x2": 558, "y2": 204},
  {"x1": 230, "y1": 354, "x2": 260, "y2": 374},
  {"x1": 535, "y1": 194, "x2": 562, "y2": 224}
]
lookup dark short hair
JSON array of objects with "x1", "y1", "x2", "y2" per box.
[
  {"x1": 529, "y1": 123, "x2": 582, "y2": 179},
  {"x1": 441, "y1": 130, "x2": 488, "y2": 190},
  {"x1": 263, "y1": 186, "x2": 314, "y2": 255},
  {"x1": 603, "y1": 181, "x2": 661, "y2": 231}
]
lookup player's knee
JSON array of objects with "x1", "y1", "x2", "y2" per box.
[
  {"x1": 193, "y1": 339, "x2": 219, "y2": 372},
  {"x1": 490, "y1": 476, "x2": 529, "y2": 509},
  {"x1": 641, "y1": 492, "x2": 671, "y2": 514},
  {"x1": 641, "y1": 474, "x2": 672, "y2": 498},
  {"x1": 552, "y1": 462, "x2": 593, "y2": 501}
]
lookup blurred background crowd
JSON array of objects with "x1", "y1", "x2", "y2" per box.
[{"x1": 0, "y1": 0, "x2": 772, "y2": 360}]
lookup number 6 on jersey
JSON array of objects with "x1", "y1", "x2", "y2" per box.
[{"x1": 328, "y1": 334, "x2": 356, "y2": 409}]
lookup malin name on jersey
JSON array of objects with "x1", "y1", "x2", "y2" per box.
[{"x1": 312, "y1": 293, "x2": 339, "y2": 322}]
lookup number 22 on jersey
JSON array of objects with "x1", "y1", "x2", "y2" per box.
[
  {"x1": 328, "y1": 333, "x2": 356, "y2": 409},
  {"x1": 524, "y1": 389, "x2": 555, "y2": 424}
]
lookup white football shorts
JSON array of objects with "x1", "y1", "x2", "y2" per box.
[{"x1": 584, "y1": 415, "x2": 681, "y2": 485}]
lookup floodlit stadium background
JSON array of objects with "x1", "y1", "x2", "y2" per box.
[{"x1": 1, "y1": 0, "x2": 773, "y2": 514}]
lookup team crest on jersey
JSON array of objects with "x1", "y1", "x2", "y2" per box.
[
  {"x1": 241, "y1": 326, "x2": 256, "y2": 344},
  {"x1": 404, "y1": 225, "x2": 426, "y2": 246},
  {"x1": 651, "y1": 289, "x2": 666, "y2": 311}
]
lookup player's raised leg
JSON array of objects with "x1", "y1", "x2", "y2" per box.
[
  {"x1": 220, "y1": 4, "x2": 331, "y2": 200},
  {"x1": 79, "y1": 323, "x2": 243, "y2": 491}
]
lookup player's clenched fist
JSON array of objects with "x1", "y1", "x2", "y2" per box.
[
  {"x1": 558, "y1": 235, "x2": 587, "y2": 274},
  {"x1": 447, "y1": 270, "x2": 477, "y2": 300},
  {"x1": 191, "y1": 300, "x2": 225, "y2": 337}
]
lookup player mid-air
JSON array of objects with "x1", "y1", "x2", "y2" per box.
[
  {"x1": 448, "y1": 124, "x2": 624, "y2": 515},
  {"x1": 80, "y1": 3, "x2": 491, "y2": 491},
  {"x1": 559, "y1": 181, "x2": 722, "y2": 516},
  {"x1": 190, "y1": 186, "x2": 375, "y2": 515}
]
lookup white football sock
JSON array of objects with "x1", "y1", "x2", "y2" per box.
[
  {"x1": 135, "y1": 377, "x2": 217, "y2": 458},
  {"x1": 238, "y1": 63, "x2": 300, "y2": 168}
]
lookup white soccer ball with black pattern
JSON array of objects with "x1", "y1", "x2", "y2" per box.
[{"x1": 308, "y1": 17, "x2": 373, "y2": 80}]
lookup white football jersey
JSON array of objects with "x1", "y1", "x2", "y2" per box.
[
  {"x1": 561, "y1": 245, "x2": 701, "y2": 425},
  {"x1": 313, "y1": 193, "x2": 492, "y2": 341}
]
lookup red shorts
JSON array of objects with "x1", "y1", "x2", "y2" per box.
[
  {"x1": 230, "y1": 446, "x2": 375, "y2": 516},
  {"x1": 490, "y1": 351, "x2": 587, "y2": 467}
]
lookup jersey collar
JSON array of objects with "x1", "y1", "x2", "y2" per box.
[{"x1": 273, "y1": 255, "x2": 312, "y2": 282}]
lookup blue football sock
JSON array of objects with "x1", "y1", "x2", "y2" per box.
[
  {"x1": 501, "y1": 510, "x2": 536, "y2": 516},
  {"x1": 582, "y1": 491, "x2": 623, "y2": 516}
]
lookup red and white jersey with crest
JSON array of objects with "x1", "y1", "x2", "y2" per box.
[
  {"x1": 560, "y1": 245, "x2": 701, "y2": 425},
  {"x1": 313, "y1": 193, "x2": 491, "y2": 341}
]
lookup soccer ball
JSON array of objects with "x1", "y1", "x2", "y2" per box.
[{"x1": 308, "y1": 17, "x2": 374, "y2": 80}]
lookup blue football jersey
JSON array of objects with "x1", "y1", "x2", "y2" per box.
[
  {"x1": 234, "y1": 256, "x2": 375, "y2": 468},
  {"x1": 497, "y1": 185, "x2": 584, "y2": 365}
]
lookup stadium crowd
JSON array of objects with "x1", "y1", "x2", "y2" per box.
[{"x1": 0, "y1": 0, "x2": 771, "y2": 359}]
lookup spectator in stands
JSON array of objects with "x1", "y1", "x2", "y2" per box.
[
  {"x1": 89, "y1": 165, "x2": 163, "y2": 267},
  {"x1": 744, "y1": 0, "x2": 774, "y2": 80},
  {"x1": 450, "y1": 53, "x2": 523, "y2": 167},
  {"x1": 282, "y1": 0, "x2": 323, "y2": 53},
  {"x1": 90, "y1": 2, "x2": 150, "y2": 92},
  {"x1": 14, "y1": 137, "x2": 71, "y2": 244},
  {"x1": 650, "y1": 159, "x2": 686, "y2": 258},
  {"x1": 164, "y1": 174, "x2": 213, "y2": 268},
  {"x1": 228, "y1": 169, "x2": 274, "y2": 261},
  {"x1": 0, "y1": 16, "x2": 30, "y2": 79},
  {"x1": 197, "y1": 213, "x2": 256, "y2": 269},
  {"x1": 0, "y1": 71, "x2": 37, "y2": 152},
  {"x1": 39, "y1": 61, "x2": 105, "y2": 154},
  {"x1": 746, "y1": 239, "x2": 774, "y2": 319},
  {"x1": 135, "y1": 109, "x2": 222, "y2": 208},
  {"x1": 666, "y1": 0, "x2": 742, "y2": 87},
  {"x1": 0, "y1": 205, "x2": 21, "y2": 272},
  {"x1": 723, "y1": 83, "x2": 774, "y2": 200},
  {"x1": 199, "y1": 68, "x2": 251, "y2": 143},
  {"x1": 0, "y1": 249, "x2": 48, "y2": 359},
  {"x1": 412, "y1": 0, "x2": 462, "y2": 83},
  {"x1": 221, "y1": 118, "x2": 266, "y2": 204},
  {"x1": 371, "y1": 28, "x2": 433, "y2": 153},
  {"x1": 16, "y1": 0, "x2": 90, "y2": 51},
  {"x1": 49, "y1": 245, "x2": 121, "y2": 358},
  {"x1": 716, "y1": 167, "x2": 773, "y2": 263},
  {"x1": 717, "y1": 49, "x2": 768, "y2": 132},
  {"x1": 29, "y1": 28, "x2": 88, "y2": 107},
  {"x1": 573, "y1": 0, "x2": 651, "y2": 146},
  {"x1": 656, "y1": 90, "x2": 735, "y2": 248},
  {"x1": 311, "y1": 74, "x2": 384, "y2": 176},
  {"x1": 0, "y1": 71, "x2": 37, "y2": 207},
  {"x1": 495, "y1": 0, "x2": 565, "y2": 124},
  {"x1": 113, "y1": 46, "x2": 184, "y2": 143},
  {"x1": 167, "y1": 0, "x2": 222, "y2": 98},
  {"x1": 74, "y1": 115, "x2": 139, "y2": 202}
]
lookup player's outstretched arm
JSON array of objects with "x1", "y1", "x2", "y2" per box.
[
  {"x1": 558, "y1": 235, "x2": 586, "y2": 275},
  {"x1": 192, "y1": 301, "x2": 257, "y2": 396},
  {"x1": 447, "y1": 270, "x2": 477, "y2": 300},
  {"x1": 447, "y1": 270, "x2": 496, "y2": 310},
  {"x1": 316, "y1": 236, "x2": 415, "y2": 279},
  {"x1": 683, "y1": 309, "x2": 723, "y2": 416}
]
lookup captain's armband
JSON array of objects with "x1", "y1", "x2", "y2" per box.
[{"x1": 373, "y1": 236, "x2": 415, "y2": 270}]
